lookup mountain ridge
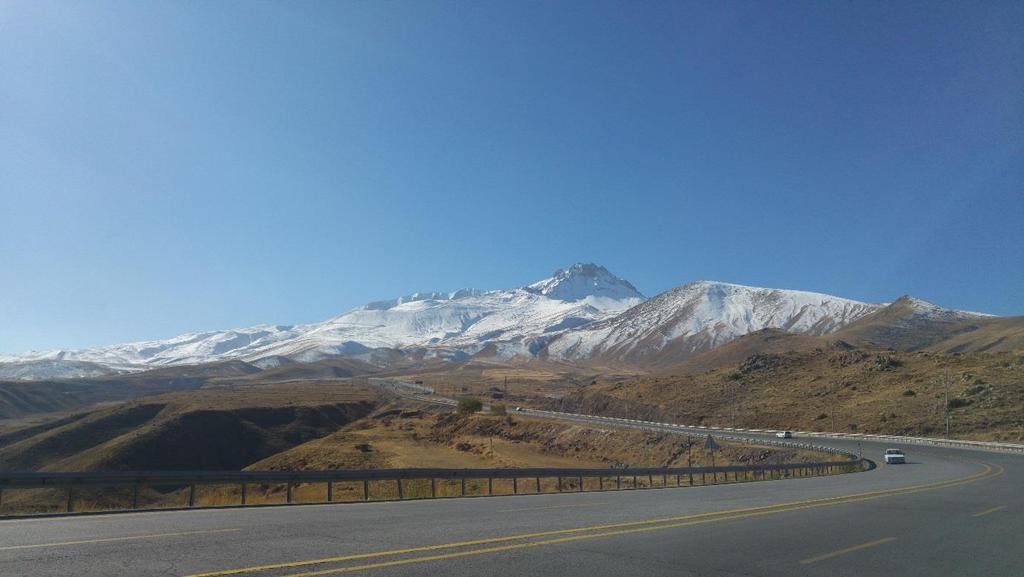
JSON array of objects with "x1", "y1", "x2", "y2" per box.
[{"x1": 0, "y1": 264, "x2": 1002, "y2": 379}]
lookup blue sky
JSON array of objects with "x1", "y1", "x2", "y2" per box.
[{"x1": 1, "y1": 1, "x2": 1022, "y2": 352}]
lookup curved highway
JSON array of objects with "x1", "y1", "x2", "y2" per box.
[{"x1": 0, "y1": 408, "x2": 1020, "y2": 576}]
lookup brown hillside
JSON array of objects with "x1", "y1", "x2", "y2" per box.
[
  {"x1": 0, "y1": 360, "x2": 264, "y2": 420},
  {"x1": 658, "y1": 329, "x2": 824, "y2": 375},
  {"x1": 559, "y1": 347, "x2": 1024, "y2": 443},
  {"x1": 831, "y1": 297, "x2": 1024, "y2": 352},
  {"x1": 927, "y1": 316, "x2": 1024, "y2": 354},
  {"x1": 0, "y1": 381, "x2": 381, "y2": 472},
  {"x1": 248, "y1": 410, "x2": 832, "y2": 473}
]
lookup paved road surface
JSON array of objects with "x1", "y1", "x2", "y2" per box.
[{"x1": 0, "y1": 424, "x2": 1019, "y2": 576}]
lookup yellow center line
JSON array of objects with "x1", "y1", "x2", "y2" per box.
[
  {"x1": 0, "y1": 528, "x2": 240, "y2": 551},
  {"x1": 799, "y1": 537, "x2": 897, "y2": 565},
  {"x1": 497, "y1": 502, "x2": 611, "y2": 513},
  {"x1": 971, "y1": 505, "x2": 1007, "y2": 517},
  {"x1": 182, "y1": 461, "x2": 1001, "y2": 577}
]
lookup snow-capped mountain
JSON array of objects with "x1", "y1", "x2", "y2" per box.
[
  {"x1": 0, "y1": 264, "x2": 644, "y2": 375},
  {"x1": 1, "y1": 265, "x2": 997, "y2": 379},
  {"x1": 1, "y1": 325, "x2": 304, "y2": 370},
  {"x1": 543, "y1": 281, "x2": 884, "y2": 364},
  {"x1": 526, "y1": 263, "x2": 643, "y2": 302},
  {"x1": 233, "y1": 269, "x2": 644, "y2": 363}
]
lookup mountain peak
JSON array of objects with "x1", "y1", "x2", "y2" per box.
[
  {"x1": 888, "y1": 295, "x2": 992, "y2": 319},
  {"x1": 527, "y1": 263, "x2": 644, "y2": 302}
]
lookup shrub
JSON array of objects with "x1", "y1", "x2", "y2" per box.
[
  {"x1": 873, "y1": 355, "x2": 902, "y2": 371},
  {"x1": 457, "y1": 397, "x2": 483, "y2": 415},
  {"x1": 902, "y1": 389, "x2": 916, "y2": 396},
  {"x1": 948, "y1": 398, "x2": 972, "y2": 409}
]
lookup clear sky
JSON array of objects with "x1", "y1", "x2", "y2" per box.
[{"x1": 1, "y1": 1, "x2": 1022, "y2": 353}]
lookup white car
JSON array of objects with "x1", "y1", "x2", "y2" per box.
[
  {"x1": 775, "y1": 431, "x2": 793, "y2": 439},
  {"x1": 884, "y1": 449, "x2": 906, "y2": 464}
]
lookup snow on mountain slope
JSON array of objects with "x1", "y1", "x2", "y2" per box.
[
  {"x1": 527, "y1": 263, "x2": 643, "y2": 301},
  {"x1": 0, "y1": 359, "x2": 118, "y2": 381},
  {"x1": 1, "y1": 265, "x2": 997, "y2": 379},
  {"x1": 234, "y1": 264, "x2": 644, "y2": 362},
  {"x1": 544, "y1": 280, "x2": 882, "y2": 364},
  {"x1": 0, "y1": 264, "x2": 643, "y2": 373},
  {"x1": 1, "y1": 325, "x2": 303, "y2": 370}
]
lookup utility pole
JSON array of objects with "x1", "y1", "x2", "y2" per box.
[
  {"x1": 943, "y1": 371, "x2": 952, "y2": 439},
  {"x1": 731, "y1": 385, "x2": 737, "y2": 427},
  {"x1": 830, "y1": 380, "x2": 838, "y2": 433}
]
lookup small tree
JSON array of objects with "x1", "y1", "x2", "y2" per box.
[{"x1": 457, "y1": 397, "x2": 483, "y2": 415}]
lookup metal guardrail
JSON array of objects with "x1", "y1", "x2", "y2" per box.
[
  {"x1": 545, "y1": 412, "x2": 1024, "y2": 455},
  {"x1": 527, "y1": 410, "x2": 860, "y2": 458},
  {"x1": 373, "y1": 383, "x2": 858, "y2": 458},
  {"x1": 375, "y1": 380, "x2": 1024, "y2": 455},
  {"x1": 0, "y1": 459, "x2": 864, "y2": 517}
]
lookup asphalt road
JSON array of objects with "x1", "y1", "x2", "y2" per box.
[{"x1": 0, "y1": 426, "x2": 1020, "y2": 576}]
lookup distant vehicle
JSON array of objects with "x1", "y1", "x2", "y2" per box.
[
  {"x1": 514, "y1": 406, "x2": 522, "y2": 412},
  {"x1": 776, "y1": 431, "x2": 793, "y2": 438},
  {"x1": 884, "y1": 449, "x2": 906, "y2": 464}
]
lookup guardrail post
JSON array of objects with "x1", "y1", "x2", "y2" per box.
[
  {"x1": 488, "y1": 477, "x2": 493, "y2": 496},
  {"x1": 578, "y1": 475, "x2": 583, "y2": 492},
  {"x1": 599, "y1": 476, "x2": 603, "y2": 491},
  {"x1": 241, "y1": 482, "x2": 247, "y2": 505},
  {"x1": 701, "y1": 472, "x2": 706, "y2": 485},
  {"x1": 632, "y1": 475, "x2": 638, "y2": 489},
  {"x1": 188, "y1": 484, "x2": 195, "y2": 508},
  {"x1": 66, "y1": 486, "x2": 74, "y2": 513},
  {"x1": 557, "y1": 477, "x2": 562, "y2": 492},
  {"x1": 363, "y1": 479, "x2": 369, "y2": 501},
  {"x1": 286, "y1": 482, "x2": 293, "y2": 504},
  {"x1": 648, "y1": 474, "x2": 653, "y2": 488},
  {"x1": 662, "y1": 473, "x2": 668, "y2": 487},
  {"x1": 675, "y1": 473, "x2": 680, "y2": 486},
  {"x1": 512, "y1": 477, "x2": 518, "y2": 494},
  {"x1": 616, "y1": 476, "x2": 621, "y2": 490},
  {"x1": 689, "y1": 471, "x2": 694, "y2": 486},
  {"x1": 536, "y1": 477, "x2": 541, "y2": 493},
  {"x1": 460, "y1": 477, "x2": 466, "y2": 496},
  {"x1": 397, "y1": 479, "x2": 403, "y2": 500},
  {"x1": 431, "y1": 478, "x2": 436, "y2": 498},
  {"x1": 131, "y1": 482, "x2": 139, "y2": 509},
  {"x1": 327, "y1": 481, "x2": 333, "y2": 502}
]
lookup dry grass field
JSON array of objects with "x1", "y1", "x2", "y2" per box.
[{"x1": 561, "y1": 344, "x2": 1024, "y2": 442}]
